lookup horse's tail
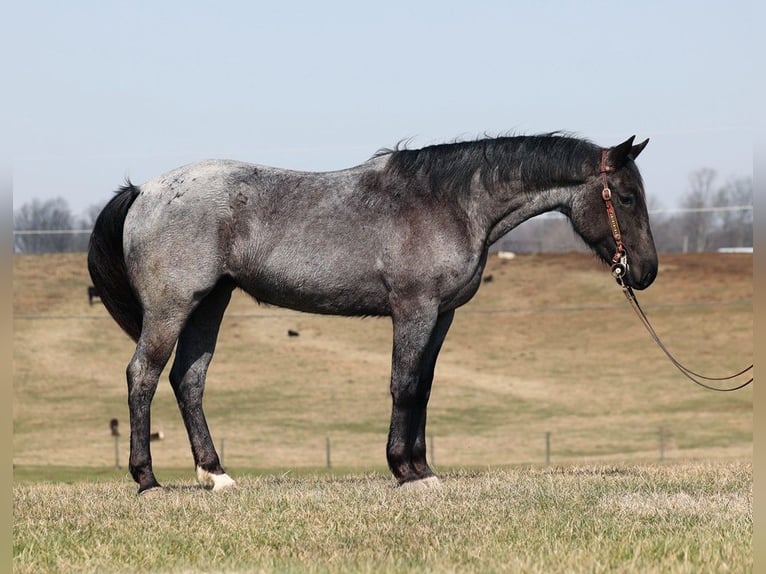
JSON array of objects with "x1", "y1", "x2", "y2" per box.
[{"x1": 87, "y1": 182, "x2": 143, "y2": 342}]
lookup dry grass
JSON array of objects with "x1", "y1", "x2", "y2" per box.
[
  {"x1": 13, "y1": 462, "x2": 752, "y2": 573},
  {"x1": 13, "y1": 252, "x2": 752, "y2": 474}
]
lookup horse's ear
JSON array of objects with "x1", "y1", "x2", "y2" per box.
[
  {"x1": 606, "y1": 136, "x2": 636, "y2": 169},
  {"x1": 629, "y1": 138, "x2": 649, "y2": 160}
]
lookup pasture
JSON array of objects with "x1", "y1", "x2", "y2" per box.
[
  {"x1": 13, "y1": 463, "x2": 752, "y2": 573},
  {"x1": 13, "y1": 251, "x2": 752, "y2": 571}
]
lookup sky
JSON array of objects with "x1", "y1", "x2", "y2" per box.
[{"x1": 5, "y1": 1, "x2": 756, "y2": 220}]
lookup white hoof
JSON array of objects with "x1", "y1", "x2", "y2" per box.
[
  {"x1": 196, "y1": 467, "x2": 237, "y2": 492},
  {"x1": 399, "y1": 476, "x2": 442, "y2": 490}
]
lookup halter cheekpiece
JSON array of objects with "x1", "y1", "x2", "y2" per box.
[{"x1": 599, "y1": 149, "x2": 628, "y2": 283}]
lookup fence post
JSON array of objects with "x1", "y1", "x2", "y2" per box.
[
  {"x1": 545, "y1": 432, "x2": 551, "y2": 465},
  {"x1": 429, "y1": 434, "x2": 435, "y2": 467},
  {"x1": 110, "y1": 418, "x2": 121, "y2": 469},
  {"x1": 326, "y1": 436, "x2": 332, "y2": 470},
  {"x1": 659, "y1": 427, "x2": 665, "y2": 462}
]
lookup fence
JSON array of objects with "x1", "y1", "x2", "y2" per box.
[
  {"x1": 13, "y1": 229, "x2": 92, "y2": 254},
  {"x1": 105, "y1": 425, "x2": 692, "y2": 474}
]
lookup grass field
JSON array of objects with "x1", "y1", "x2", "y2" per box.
[
  {"x1": 13, "y1": 463, "x2": 752, "y2": 573},
  {"x1": 13, "y1": 251, "x2": 752, "y2": 571},
  {"x1": 14, "y1": 463, "x2": 753, "y2": 573}
]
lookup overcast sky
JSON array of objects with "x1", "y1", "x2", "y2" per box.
[{"x1": 6, "y1": 1, "x2": 755, "y2": 219}]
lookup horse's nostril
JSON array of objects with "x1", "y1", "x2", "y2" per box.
[{"x1": 641, "y1": 269, "x2": 657, "y2": 287}]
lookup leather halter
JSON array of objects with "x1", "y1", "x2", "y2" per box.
[{"x1": 599, "y1": 149, "x2": 628, "y2": 282}]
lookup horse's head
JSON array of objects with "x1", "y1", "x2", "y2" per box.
[{"x1": 569, "y1": 136, "x2": 658, "y2": 290}]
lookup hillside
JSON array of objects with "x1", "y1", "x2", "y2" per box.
[{"x1": 13, "y1": 252, "x2": 752, "y2": 475}]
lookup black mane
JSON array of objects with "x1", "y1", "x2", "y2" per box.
[{"x1": 378, "y1": 134, "x2": 599, "y2": 197}]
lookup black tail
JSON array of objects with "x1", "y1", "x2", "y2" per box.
[{"x1": 87, "y1": 182, "x2": 143, "y2": 342}]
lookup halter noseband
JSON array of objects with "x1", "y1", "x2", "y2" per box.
[{"x1": 599, "y1": 149, "x2": 628, "y2": 284}]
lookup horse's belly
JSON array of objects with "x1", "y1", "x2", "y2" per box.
[{"x1": 233, "y1": 265, "x2": 392, "y2": 317}]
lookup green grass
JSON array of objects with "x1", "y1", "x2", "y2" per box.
[{"x1": 13, "y1": 462, "x2": 751, "y2": 573}]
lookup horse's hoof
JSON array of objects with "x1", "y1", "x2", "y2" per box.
[
  {"x1": 196, "y1": 466, "x2": 237, "y2": 492},
  {"x1": 399, "y1": 476, "x2": 442, "y2": 490}
]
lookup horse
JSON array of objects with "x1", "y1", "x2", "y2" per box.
[{"x1": 87, "y1": 133, "x2": 658, "y2": 494}]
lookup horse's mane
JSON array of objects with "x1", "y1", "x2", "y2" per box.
[{"x1": 375, "y1": 133, "x2": 599, "y2": 197}]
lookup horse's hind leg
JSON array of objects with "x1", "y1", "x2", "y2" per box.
[
  {"x1": 169, "y1": 279, "x2": 236, "y2": 491},
  {"x1": 127, "y1": 314, "x2": 188, "y2": 494}
]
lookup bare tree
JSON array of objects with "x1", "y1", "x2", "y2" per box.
[
  {"x1": 14, "y1": 198, "x2": 75, "y2": 253},
  {"x1": 682, "y1": 168, "x2": 717, "y2": 252},
  {"x1": 709, "y1": 177, "x2": 753, "y2": 249},
  {"x1": 79, "y1": 201, "x2": 107, "y2": 230},
  {"x1": 646, "y1": 194, "x2": 686, "y2": 253},
  {"x1": 68, "y1": 200, "x2": 108, "y2": 252}
]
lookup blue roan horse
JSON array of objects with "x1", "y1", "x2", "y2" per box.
[{"x1": 88, "y1": 133, "x2": 657, "y2": 493}]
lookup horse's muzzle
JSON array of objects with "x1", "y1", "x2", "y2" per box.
[{"x1": 627, "y1": 265, "x2": 657, "y2": 290}]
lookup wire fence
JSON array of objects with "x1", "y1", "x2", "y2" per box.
[{"x1": 102, "y1": 426, "x2": 692, "y2": 472}]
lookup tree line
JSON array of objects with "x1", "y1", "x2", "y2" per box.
[
  {"x1": 13, "y1": 198, "x2": 103, "y2": 254},
  {"x1": 14, "y1": 169, "x2": 752, "y2": 254}
]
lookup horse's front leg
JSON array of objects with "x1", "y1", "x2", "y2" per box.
[
  {"x1": 387, "y1": 307, "x2": 454, "y2": 488},
  {"x1": 411, "y1": 309, "x2": 454, "y2": 478}
]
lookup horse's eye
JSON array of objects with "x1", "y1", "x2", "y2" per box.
[{"x1": 618, "y1": 194, "x2": 635, "y2": 208}]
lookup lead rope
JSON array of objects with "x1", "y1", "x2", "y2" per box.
[
  {"x1": 599, "y1": 149, "x2": 752, "y2": 392},
  {"x1": 620, "y1": 284, "x2": 752, "y2": 392}
]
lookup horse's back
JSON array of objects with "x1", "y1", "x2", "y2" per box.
[
  {"x1": 121, "y1": 156, "x2": 482, "y2": 317},
  {"x1": 122, "y1": 158, "x2": 393, "y2": 314}
]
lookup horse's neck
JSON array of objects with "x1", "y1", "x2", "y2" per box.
[
  {"x1": 481, "y1": 180, "x2": 582, "y2": 246},
  {"x1": 463, "y1": 141, "x2": 591, "y2": 246}
]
